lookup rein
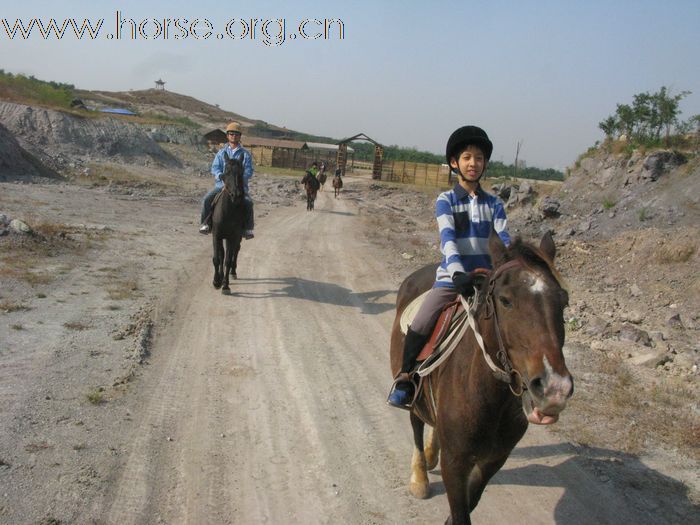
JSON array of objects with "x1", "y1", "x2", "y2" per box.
[{"x1": 417, "y1": 260, "x2": 526, "y2": 397}]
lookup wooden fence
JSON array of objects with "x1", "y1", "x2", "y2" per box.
[
  {"x1": 247, "y1": 146, "x2": 451, "y2": 188},
  {"x1": 380, "y1": 160, "x2": 452, "y2": 188},
  {"x1": 249, "y1": 146, "x2": 341, "y2": 172}
]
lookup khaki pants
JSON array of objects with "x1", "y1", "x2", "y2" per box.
[{"x1": 409, "y1": 286, "x2": 458, "y2": 336}]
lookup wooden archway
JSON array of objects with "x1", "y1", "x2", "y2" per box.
[{"x1": 337, "y1": 133, "x2": 384, "y2": 179}]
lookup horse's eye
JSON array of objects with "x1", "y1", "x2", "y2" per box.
[{"x1": 499, "y1": 296, "x2": 512, "y2": 308}]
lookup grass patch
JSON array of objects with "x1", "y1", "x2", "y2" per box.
[
  {"x1": 86, "y1": 388, "x2": 105, "y2": 405},
  {"x1": 0, "y1": 70, "x2": 74, "y2": 108},
  {"x1": 10, "y1": 323, "x2": 24, "y2": 330},
  {"x1": 655, "y1": 241, "x2": 696, "y2": 263},
  {"x1": 64, "y1": 321, "x2": 89, "y2": 331},
  {"x1": 0, "y1": 300, "x2": 30, "y2": 313},
  {"x1": 637, "y1": 207, "x2": 650, "y2": 222},
  {"x1": 561, "y1": 349, "x2": 700, "y2": 460},
  {"x1": 106, "y1": 279, "x2": 140, "y2": 300},
  {"x1": 0, "y1": 266, "x2": 54, "y2": 286},
  {"x1": 602, "y1": 198, "x2": 616, "y2": 209}
]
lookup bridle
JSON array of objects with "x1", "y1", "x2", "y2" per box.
[
  {"x1": 222, "y1": 167, "x2": 244, "y2": 205},
  {"x1": 477, "y1": 260, "x2": 526, "y2": 396},
  {"x1": 416, "y1": 260, "x2": 527, "y2": 397}
]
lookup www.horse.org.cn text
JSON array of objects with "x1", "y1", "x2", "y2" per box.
[{"x1": 1, "y1": 12, "x2": 346, "y2": 47}]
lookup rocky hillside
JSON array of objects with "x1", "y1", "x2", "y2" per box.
[{"x1": 0, "y1": 101, "x2": 182, "y2": 172}]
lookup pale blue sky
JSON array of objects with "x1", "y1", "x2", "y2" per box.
[{"x1": 1, "y1": 0, "x2": 699, "y2": 169}]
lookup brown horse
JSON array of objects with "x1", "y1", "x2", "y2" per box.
[
  {"x1": 318, "y1": 170, "x2": 327, "y2": 191},
  {"x1": 389, "y1": 232, "x2": 573, "y2": 524},
  {"x1": 301, "y1": 171, "x2": 319, "y2": 211},
  {"x1": 211, "y1": 155, "x2": 245, "y2": 294},
  {"x1": 332, "y1": 174, "x2": 343, "y2": 198}
]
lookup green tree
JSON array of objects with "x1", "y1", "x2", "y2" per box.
[
  {"x1": 598, "y1": 115, "x2": 618, "y2": 138},
  {"x1": 656, "y1": 86, "x2": 691, "y2": 145},
  {"x1": 600, "y1": 86, "x2": 692, "y2": 146}
]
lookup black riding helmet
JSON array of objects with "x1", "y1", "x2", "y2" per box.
[{"x1": 445, "y1": 126, "x2": 493, "y2": 163}]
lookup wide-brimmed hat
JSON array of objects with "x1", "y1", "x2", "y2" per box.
[{"x1": 226, "y1": 122, "x2": 242, "y2": 134}]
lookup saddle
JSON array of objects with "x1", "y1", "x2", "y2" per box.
[{"x1": 400, "y1": 291, "x2": 466, "y2": 364}]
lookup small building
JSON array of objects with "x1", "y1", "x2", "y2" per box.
[
  {"x1": 305, "y1": 142, "x2": 354, "y2": 154},
  {"x1": 155, "y1": 79, "x2": 166, "y2": 91},
  {"x1": 243, "y1": 137, "x2": 308, "y2": 150},
  {"x1": 203, "y1": 129, "x2": 227, "y2": 150},
  {"x1": 243, "y1": 137, "x2": 308, "y2": 167}
]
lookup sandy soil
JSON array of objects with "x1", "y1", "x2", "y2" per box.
[{"x1": 1, "y1": 172, "x2": 698, "y2": 524}]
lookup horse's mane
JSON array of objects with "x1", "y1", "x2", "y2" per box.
[{"x1": 506, "y1": 237, "x2": 568, "y2": 292}]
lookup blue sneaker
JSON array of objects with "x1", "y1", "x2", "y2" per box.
[{"x1": 387, "y1": 381, "x2": 414, "y2": 409}]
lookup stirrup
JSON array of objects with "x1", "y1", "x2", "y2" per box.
[{"x1": 387, "y1": 374, "x2": 418, "y2": 410}]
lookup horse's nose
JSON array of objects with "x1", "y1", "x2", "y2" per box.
[{"x1": 529, "y1": 371, "x2": 573, "y2": 402}]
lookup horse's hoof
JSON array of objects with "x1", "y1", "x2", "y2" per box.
[
  {"x1": 213, "y1": 281, "x2": 222, "y2": 289},
  {"x1": 231, "y1": 274, "x2": 238, "y2": 280},
  {"x1": 409, "y1": 481, "x2": 430, "y2": 499},
  {"x1": 222, "y1": 287, "x2": 231, "y2": 295}
]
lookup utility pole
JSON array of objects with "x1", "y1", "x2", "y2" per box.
[{"x1": 513, "y1": 139, "x2": 523, "y2": 178}]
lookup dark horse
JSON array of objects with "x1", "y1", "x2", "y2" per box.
[
  {"x1": 301, "y1": 171, "x2": 319, "y2": 211},
  {"x1": 318, "y1": 170, "x2": 327, "y2": 191},
  {"x1": 211, "y1": 155, "x2": 245, "y2": 294},
  {"x1": 332, "y1": 174, "x2": 343, "y2": 198},
  {"x1": 389, "y1": 232, "x2": 574, "y2": 524}
]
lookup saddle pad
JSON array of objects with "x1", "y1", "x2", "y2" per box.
[{"x1": 399, "y1": 290, "x2": 431, "y2": 335}]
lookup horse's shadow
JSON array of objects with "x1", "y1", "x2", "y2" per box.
[
  {"x1": 315, "y1": 209, "x2": 355, "y2": 217},
  {"x1": 472, "y1": 443, "x2": 699, "y2": 524},
  {"x1": 225, "y1": 276, "x2": 395, "y2": 315}
]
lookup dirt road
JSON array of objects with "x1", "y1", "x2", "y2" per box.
[{"x1": 1, "y1": 179, "x2": 696, "y2": 524}]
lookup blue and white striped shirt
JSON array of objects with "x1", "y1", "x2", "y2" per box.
[
  {"x1": 211, "y1": 144, "x2": 254, "y2": 193},
  {"x1": 435, "y1": 183, "x2": 510, "y2": 287}
]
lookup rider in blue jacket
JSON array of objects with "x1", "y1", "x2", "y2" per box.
[{"x1": 199, "y1": 122, "x2": 255, "y2": 239}]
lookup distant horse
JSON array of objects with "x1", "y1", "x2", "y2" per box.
[
  {"x1": 332, "y1": 174, "x2": 343, "y2": 198},
  {"x1": 389, "y1": 232, "x2": 573, "y2": 524},
  {"x1": 318, "y1": 170, "x2": 327, "y2": 191},
  {"x1": 301, "y1": 171, "x2": 319, "y2": 211},
  {"x1": 211, "y1": 155, "x2": 245, "y2": 294}
]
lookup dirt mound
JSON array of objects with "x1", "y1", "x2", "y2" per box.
[
  {"x1": 0, "y1": 102, "x2": 182, "y2": 171},
  {"x1": 0, "y1": 121, "x2": 58, "y2": 181}
]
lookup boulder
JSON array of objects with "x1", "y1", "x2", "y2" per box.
[
  {"x1": 539, "y1": 196, "x2": 561, "y2": 218},
  {"x1": 642, "y1": 152, "x2": 686, "y2": 181},
  {"x1": 9, "y1": 218, "x2": 31, "y2": 234},
  {"x1": 619, "y1": 322, "x2": 651, "y2": 346}
]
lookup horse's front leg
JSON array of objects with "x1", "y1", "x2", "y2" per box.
[
  {"x1": 230, "y1": 238, "x2": 241, "y2": 280},
  {"x1": 441, "y1": 446, "x2": 473, "y2": 525},
  {"x1": 409, "y1": 411, "x2": 430, "y2": 499},
  {"x1": 465, "y1": 456, "x2": 509, "y2": 514},
  {"x1": 425, "y1": 425, "x2": 440, "y2": 470},
  {"x1": 212, "y1": 236, "x2": 223, "y2": 289},
  {"x1": 222, "y1": 238, "x2": 233, "y2": 293}
]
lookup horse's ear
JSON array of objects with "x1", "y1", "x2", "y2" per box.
[
  {"x1": 488, "y1": 229, "x2": 508, "y2": 268},
  {"x1": 539, "y1": 231, "x2": 556, "y2": 261}
]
